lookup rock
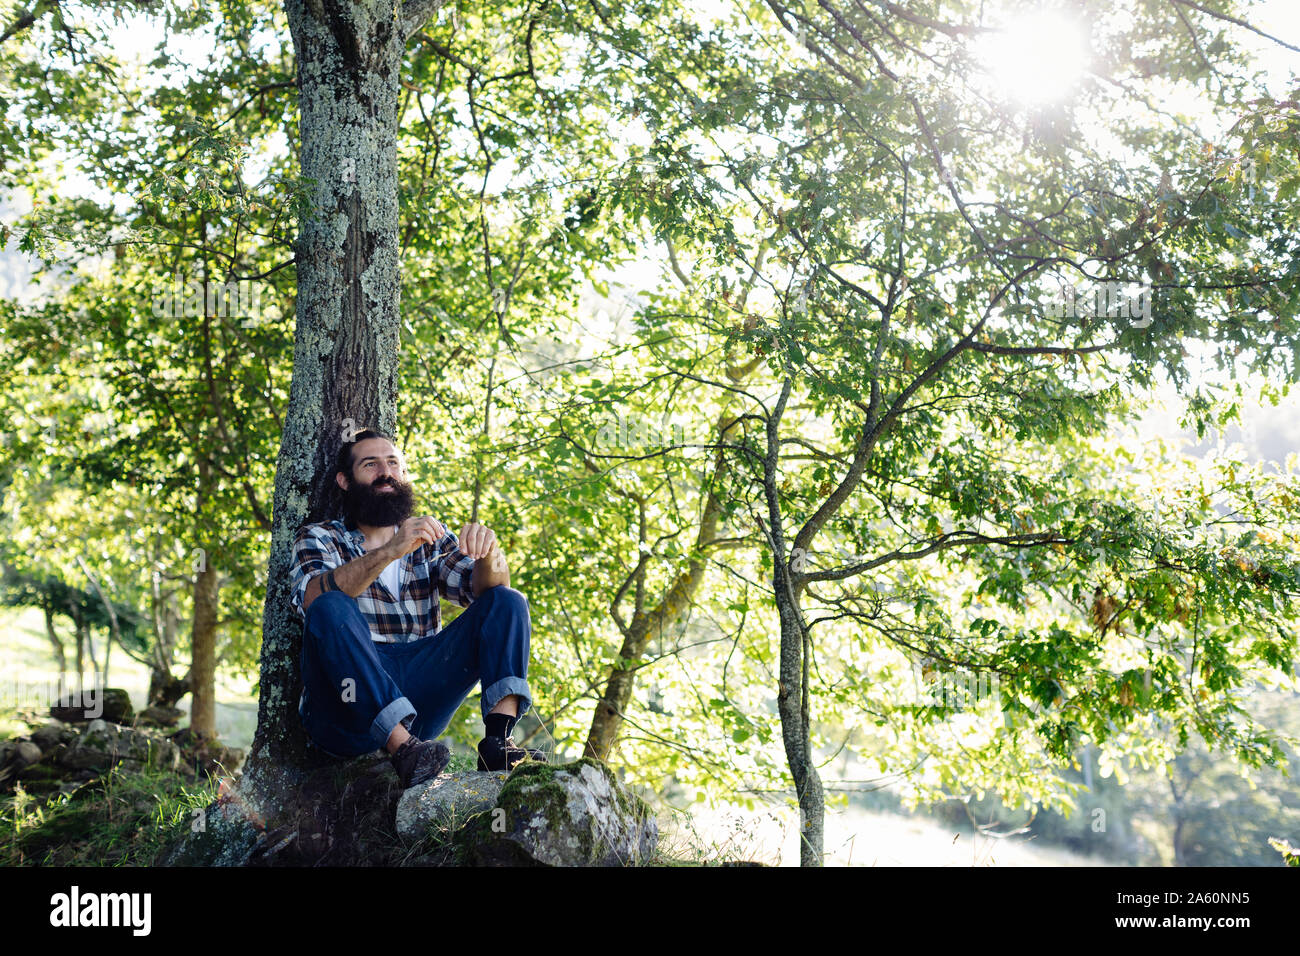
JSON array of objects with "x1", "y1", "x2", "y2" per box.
[
  {"x1": 138, "y1": 705, "x2": 183, "y2": 728},
  {"x1": 466, "y1": 758, "x2": 658, "y2": 867},
  {"x1": 161, "y1": 755, "x2": 659, "y2": 868},
  {"x1": 15, "y1": 761, "x2": 66, "y2": 791},
  {"x1": 51, "y1": 688, "x2": 134, "y2": 724},
  {"x1": 395, "y1": 771, "x2": 510, "y2": 840},
  {"x1": 12, "y1": 740, "x2": 42, "y2": 770},
  {"x1": 59, "y1": 719, "x2": 180, "y2": 772},
  {"x1": 215, "y1": 746, "x2": 246, "y2": 775},
  {"x1": 0, "y1": 740, "x2": 43, "y2": 786},
  {"x1": 31, "y1": 720, "x2": 76, "y2": 751}
]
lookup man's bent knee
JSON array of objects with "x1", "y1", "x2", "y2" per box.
[
  {"x1": 304, "y1": 588, "x2": 365, "y2": 637},
  {"x1": 305, "y1": 587, "x2": 358, "y2": 624},
  {"x1": 476, "y1": 584, "x2": 528, "y2": 611}
]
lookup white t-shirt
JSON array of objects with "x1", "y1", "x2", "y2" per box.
[{"x1": 377, "y1": 555, "x2": 403, "y2": 598}]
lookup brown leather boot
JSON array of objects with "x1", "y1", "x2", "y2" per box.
[{"x1": 391, "y1": 736, "x2": 451, "y2": 788}]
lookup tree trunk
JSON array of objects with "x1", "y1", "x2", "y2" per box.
[
  {"x1": 149, "y1": 669, "x2": 193, "y2": 708},
  {"x1": 189, "y1": 457, "x2": 220, "y2": 738},
  {"x1": 73, "y1": 605, "x2": 84, "y2": 685},
  {"x1": 73, "y1": 603, "x2": 96, "y2": 682},
  {"x1": 764, "y1": 378, "x2": 824, "y2": 866},
  {"x1": 76, "y1": 554, "x2": 121, "y2": 686},
  {"x1": 240, "y1": 0, "x2": 434, "y2": 807},
  {"x1": 144, "y1": 560, "x2": 193, "y2": 707},
  {"x1": 188, "y1": 566, "x2": 219, "y2": 737},
  {"x1": 774, "y1": 590, "x2": 823, "y2": 867},
  {"x1": 584, "y1": 409, "x2": 736, "y2": 760},
  {"x1": 42, "y1": 597, "x2": 67, "y2": 696},
  {"x1": 1169, "y1": 772, "x2": 1186, "y2": 866}
]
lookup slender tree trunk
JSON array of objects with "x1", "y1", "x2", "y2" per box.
[
  {"x1": 41, "y1": 597, "x2": 66, "y2": 696},
  {"x1": 763, "y1": 378, "x2": 824, "y2": 866},
  {"x1": 584, "y1": 409, "x2": 736, "y2": 760},
  {"x1": 76, "y1": 555, "x2": 120, "y2": 686},
  {"x1": 74, "y1": 603, "x2": 97, "y2": 680},
  {"x1": 1169, "y1": 772, "x2": 1186, "y2": 866},
  {"x1": 773, "y1": 592, "x2": 823, "y2": 866},
  {"x1": 583, "y1": 242, "x2": 769, "y2": 761},
  {"x1": 241, "y1": 0, "x2": 442, "y2": 803},
  {"x1": 72, "y1": 603, "x2": 85, "y2": 688},
  {"x1": 189, "y1": 457, "x2": 221, "y2": 738},
  {"x1": 188, "y1": 569, "x2": 219, "y2": 737}
]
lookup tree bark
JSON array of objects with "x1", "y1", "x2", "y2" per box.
[
  {"x1": 73, "y1": 603, "x2": 84, "y2": 685},
  {"x1": 241, "y1": 0, "x2": 419, "y2": 804},
  {"x1": 42, "y1": 597, "x2": 66, "y2": 697},
  {"x1": 75, "y1": 554, "x2": 121, "y2": 686},
  {"x1": 1170, "y1": 769, "x2": 1187, "y2": 866},
  {"x1": 189, "y1": 457, "x2": 220, "y2": 738},
  {"x1": 73, "y1": 602, "x2": 96, "y2": 680},
  {"x1": 764, "y1": 378, "x2": 824, "y2": 866},
  {"x1": 188, "y1": 564, "x2": 219, "y2": 737}
]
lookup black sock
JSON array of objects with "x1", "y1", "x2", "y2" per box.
[{"x1": 485, "y1": 712, "x2": 516, "y2": 740}]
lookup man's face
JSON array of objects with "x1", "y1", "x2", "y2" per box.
[{"x1": 338, "y1": 438, "x2": 416, "y2": 528}]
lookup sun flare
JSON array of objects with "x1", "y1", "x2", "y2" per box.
[{"x1": 976, "y1": 10, "x2": 1090, "y2": 105}]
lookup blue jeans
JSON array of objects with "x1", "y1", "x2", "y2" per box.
[{"x1": 298, "y1": 585, "x2": 534, "y2": 758}]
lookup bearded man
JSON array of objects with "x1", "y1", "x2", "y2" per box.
[{"x1": 288, "y1": 429, "x2": 545, "y2": 787}]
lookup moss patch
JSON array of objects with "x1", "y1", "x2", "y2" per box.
[{"x1": 460, "y1": 756, "x2": 655, "y2": 866}]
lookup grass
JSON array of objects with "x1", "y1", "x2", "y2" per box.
[
  {"x1": 1, "y1": 759, "x2": 220, "y2": 866},
  {"x1": 446, "y1": 750, "x2": 478, "y2": 773}
]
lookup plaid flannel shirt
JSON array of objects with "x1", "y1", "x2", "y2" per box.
[{"x1": 289, "y1": 517, "x2": 478, "y2": 643}]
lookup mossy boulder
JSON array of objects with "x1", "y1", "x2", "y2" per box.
[
  {"x1": 51, "y1": 688, "x2": 133, "y2": 724},
  {"x1": 166, "y1": 728, "x2": 246, "y2": 777},
  {"x1": 138, "y1": 705, "x2": 184, "y2": 728},
  {"x1": 59, "y1": 719, "x2": 180, "y2": 772},
  {"x1": 159, "y1": 755, "x2": 658, "y2": 867},
  {"x1": 30, "y1": 720, "x2": 77, "y2": 751},
  {"x1": 464, "y1": 757, "x2": 657, "y2": 867},
  {"x1": 396, "y1": 770, "x2": 510, "y2": 840}
]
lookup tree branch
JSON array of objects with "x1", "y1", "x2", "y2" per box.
[{"x1": 401, "y1": 0, "x2": 451, "y2": 43}]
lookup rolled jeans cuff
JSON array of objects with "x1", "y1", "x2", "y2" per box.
[
  {"x1": 480, "y1": 677, "x2": 532, "y2": 722},
  {"x1": 370, "y1": 696, "x2": 417, "y2": 750}
]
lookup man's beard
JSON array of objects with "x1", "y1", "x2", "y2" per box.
[{"x1": 341, "y1": 475, "x2": 416, "y2": 528}]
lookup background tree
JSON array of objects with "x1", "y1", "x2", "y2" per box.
[{"x1": 585, "y1": 0, "x2": 1300, "y2": 864}]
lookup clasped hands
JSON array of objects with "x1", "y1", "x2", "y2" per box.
[{"x1": 390, "y1": 516, "x2": 508, "y2": 572}]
